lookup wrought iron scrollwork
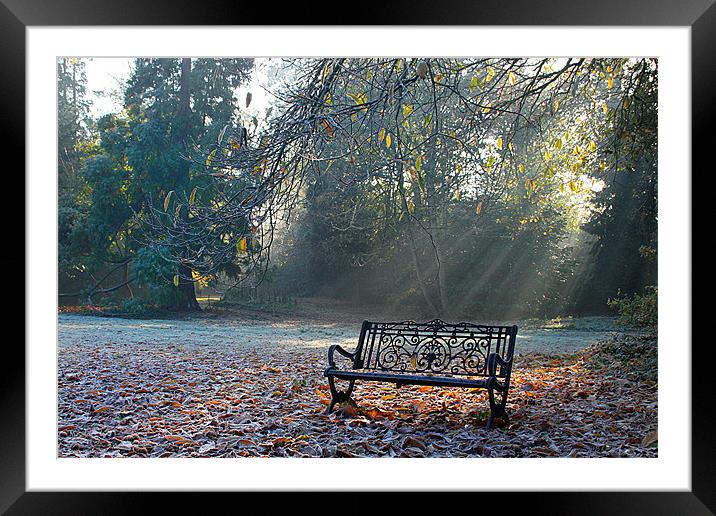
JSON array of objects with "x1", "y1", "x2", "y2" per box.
[{"x1": 363, "y1": 320, "x2": 511, "y2": 376}]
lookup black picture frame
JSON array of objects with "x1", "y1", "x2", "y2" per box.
[{"x1": 3, "y1": 0, "x2": 708, "y2": 513}]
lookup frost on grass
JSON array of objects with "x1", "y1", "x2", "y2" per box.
[{"x1": 57, "y1": 314, "x2": 657, "y2": 458}]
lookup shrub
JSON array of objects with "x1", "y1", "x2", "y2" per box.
[
  {"x1": 608, "y1": 286, "x2": 657, "y2": 329},
  {"x1": 118, "y1": 297, "x2": 151, "y2": 315},
  {"x1": 583, "y1": 333, "x2": 657, "y2": 382}
]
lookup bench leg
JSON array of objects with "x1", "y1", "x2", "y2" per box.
[
  {"x1": 326, "y1": 377, "x2": 356, "y2": 415},
  {"x1": 486, "y1": 384, "x2": 509, "y2": 429}
]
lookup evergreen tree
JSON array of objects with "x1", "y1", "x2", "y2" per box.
[
  {"x1": 73, "y1": 57, "x2": 254, "y2": 309},
  {"x1": 58, "y1": 57, "x2": 94, "y2": 296},
  {"x1": 577, "y1": 60, "x2": 658, "y2": 312}
]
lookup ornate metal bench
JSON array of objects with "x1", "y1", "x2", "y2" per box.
[{"x1": 324, "y1": 319, "x2": 518, "y2": 428}]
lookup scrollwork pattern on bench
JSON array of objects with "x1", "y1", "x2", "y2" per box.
[
  {"x1": 362, "y1": 319, "x2": 511, "y2": 377},
  {"x1": 374, "y1": 333, "x2": 493, "y2": 375}
]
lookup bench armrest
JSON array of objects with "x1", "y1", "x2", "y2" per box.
[
  {"x1": 327, "y1": 344, "x2": 357, "y2": 369},
  {"x1": 487, "y1": 352, "x2": 512, "y2": 377}
]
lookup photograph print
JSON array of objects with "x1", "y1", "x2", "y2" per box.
[{"x1": 57, "y1": 56, "x2": 658, "y2": 458}]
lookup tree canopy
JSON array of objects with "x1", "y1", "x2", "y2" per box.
[{"x1": 59, "y1": 57, "x2": 657, "y2": 318}]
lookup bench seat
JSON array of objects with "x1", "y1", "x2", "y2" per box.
[{"x1": 326, "y1": 368, "x2": 490, "y2": 388}]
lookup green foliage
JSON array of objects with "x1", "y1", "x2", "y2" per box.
[
  {"x1": 118, "y1": 297, "x2": 153, "y2": 315},
  {"x1": 608, "y1": 286, "x2": 657, "y2": 329},
  {"x1": 61, "y1": 58, "x2": 254, "y2": 308},
  {"x1": 132, "y1": 247, "x2": 176, "y2": 306},
  {"x1": 583, "y1": 333, "x2": 657, "y2": 382},
  {"x1": 577, "y1": 61, "x2": 657, "y2": 312},
  {"x1": 580, "y1": 334, "x2": 659, "y2": 386},
  {"x1": 57, "y1": 58, "x2": 91, "y2": 187},
  {"x1": 58, "y1": 57, "x2": 657, "y2": 318},
  {"x1": 265, "y1": 57, "x2": 656, "y2": 318},
  {"x1": 58, "y1": 205, "x2": 91, "y2": 279},
  {"x1": 284, "y1": 152, "x2": 583, "y2": 318},
  {"x1": 58, "y1": 58, "x2": 95, "y2": 293}
]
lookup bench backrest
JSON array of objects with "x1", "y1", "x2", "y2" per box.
[{"x1": 354, "y1": 319, "x2": 517, "y2": 377}]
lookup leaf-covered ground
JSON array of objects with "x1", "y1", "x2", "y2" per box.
[{"x1": 57, "y1": 311, "x2": 657, "y2": 458}]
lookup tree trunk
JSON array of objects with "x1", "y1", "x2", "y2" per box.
[
  {"x1": 434, "y1": 239, "x2": 451, "y2": 319},
  {"x1": 422, "y1": 91, "x2": 449, "y2": 319},
  {"x1": 176, "y1": 262, "x2": 200, "y2": 311},
  {"x1": 408, "y1": 230, "x2": 441, "y2": 317},
  {"x1": 171, "y1": 57, "x2": 200, "y2": 311},
  {"x1": 124, "y1": 262, "x2": 134, "y2": 298}
]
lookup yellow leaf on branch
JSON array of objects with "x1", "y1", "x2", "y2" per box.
[{"x1": 164, "y1": 191, "x2": 173, "y2": 211}]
